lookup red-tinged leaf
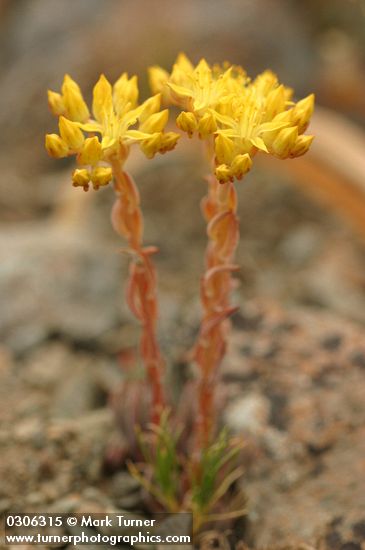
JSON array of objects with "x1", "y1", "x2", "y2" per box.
[
  {"x1": 200, "y1": 306, "x2": 239, "y2": 336},
  {"x1": 111, "y1": 198, "x2": 130, "y2": 238},
  {"x1": 203, "y1": 264, "x2": 239, "y2": 284}
]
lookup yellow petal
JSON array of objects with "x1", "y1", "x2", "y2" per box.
[
  {"x1": 175, "y1": 52, "x2": 194, "y2": 73},
  {"x1": 259, "y1": 120, "x2": 289, "y2": 133},
  {"x1": 113, "y1": 73, "x2": 139, "y2": 113},
  {"x1": 195, "y1": 58, "x2": 212, "y2": 86},
  {"x1": 78, "y1": 121, "x2": 102, "y2": 133},
  {"x1": 59, "y1": 116, "x2": 85, "y2": 150},
  {"x1": 265, "y1": 85, "x2": 286, "y2": 119},
  {"x1": 291, "y1": 94, "x2": 315, "y2": 133},
  {"x1": 250, "y1": 136, "x2": 268, "y2": 153},
  {"x1": 213, "y1": 111, "x2": 236, "y2": 128},
  {"x1": 101, "y1": 136, "x2": 117, "y2": 150},
  {"x1": 92, "y1": 74, "x2": 113, "y2": 122},
  {"x1": 125, "y1": 129, "x2": 157, "y2": 142},
  {"x1": 215, "y1": 134, "x2": 235, "y2": 164},
  {"x1": 47, "y1": 90, "x2": 65, "y2": 117},
  {"x1": 148, "y1": 66, "x2": 169, "y2": 95},
  {"x1": 61, "y1": 74, "x2": 90, "y2": 122},
  {"x1": 77, "y1": 136, "x2": 102, "y2": 165},
  {"x1": 216, "y1": 128, "x2": 240, "y2": 138},
  {"x1": 198, "y1": 112, "x2": 217, "y2": 138},
  {"x1": 139, "y1": 110, "x2": 169, "y2": 133},
  {"x1": 121, "y1": 104, "x2": 146, "y2": 128},
  {"x1": 167, "y1": 82, "x2": 193, "y2": 100},
  {"x1": 139, "y1": 94, "x2": 162, "y2": 123}
]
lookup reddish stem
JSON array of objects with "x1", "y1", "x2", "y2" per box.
[
  {"x1": 110, "y1": 160, "x2": 164, "y2": 424},
  {"x1": 193, "y1": 175, "x2": 240, "y2": 450}
]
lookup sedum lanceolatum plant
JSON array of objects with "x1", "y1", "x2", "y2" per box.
[
  {"x1": 150, "y1": 53, "x2": 314, "y2": 451},
  {"x1": 46, "y1": 73, "x2": 179, "y2": 424},
  {"x1": 46, "y1": 55, "x2": 314, "y2": 531}
]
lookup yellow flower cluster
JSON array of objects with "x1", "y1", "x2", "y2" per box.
[
  {"x1": 149, "y1": 54, "x2": 314, "y2": 183},
  {"x1": 46, "y1": 74, "x2": 180, "y2": 190}
]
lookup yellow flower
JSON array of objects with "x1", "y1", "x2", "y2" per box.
[
  {"x1": 150, "y1": 53, "x2": 314, "y2": 183},
  {"x1": 46, "y1": 73, "x2": 180, "y2": 190},
  {"x1": 151, "y1": 54, "x2": 242, "y2": 117}
]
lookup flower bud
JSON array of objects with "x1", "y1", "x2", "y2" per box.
[
  {"x1": 160, "y1": 132, "x2": 180, "y2": 153},
  {"x1": 289, "y1": 134, "x2": 314, "y2": 157},
  {"x1": 230, "y1": 153, "x2": 252, "y2": 180},
  {"x1": 72, "y1": 168, "x2": 90, "y2": 190},
  {"x1": 291, "y1": 94, "x2": 314, "y2": 134},
  {"x1": 272, "y1": 126, "x2": 298, "y2": 158},
  {"x1": 198, "y1": 112, "x2": 217, "y2": 138},
  {"x1": 47, "y1": 91, "x2": 65, "y2": 117},
  {"x1": 90, "y1": 166, "x2": 113, "y2": 189},
  {"x1": 45, "y1": 134, "x2": 68, "y2": 158},
  {"x1": 59, "y1": 116, "x2": 85, "y2": 150},
  {"x1": 140, "y1": 133, "x2": 162, "y2": 159},
  {"x1": 215, "y1": 164, "x2": 232, "y2": 184},
  {"x1": 176, "y1": 111, "x2": 197, "y2": 137}
]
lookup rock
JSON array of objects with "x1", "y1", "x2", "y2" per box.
[
  {"x1": 226, "y1": 302, "x2": 365, "y2": 548},
  {"x1": 225, "y1": 394, "x2": 271, "y2": 435},
  {"x1": 25, "y1": 492, "x2": 44, "y2": 506},
  {"x1": 110, "y1": 472, "x2": 141, "y2": 509},
  {"x1": 13, "y1": 417, "x2": 45, "y2": 446},
  {"x1": 155, "y1": 513, "x2": 193, "y2": 550},
  {"x1": 280, "y1": 226, "x2": 322, "y2": 266},
  {"x1": 0, "y1": 224, "x2": 125, "y2": 354},
  {"x1": 0, "y1": 498, "x2": 11, "y2": 514},
  {"x1": 49, "y1": 495, "x2": 82, "y2": 513},
  {"x1": 50, "y1": 360, "x2": 102, "y2": 419}
]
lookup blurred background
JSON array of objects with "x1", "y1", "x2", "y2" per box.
[
  {"x1": 1, "y1": 0, "x2": 365, "y2": 357},
  {"x1": 1, "y1": 1, "x2": 365, "y2": 546}
]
